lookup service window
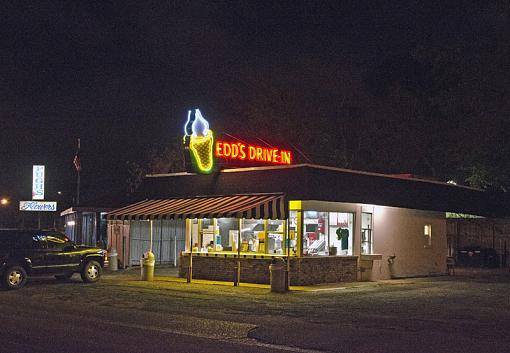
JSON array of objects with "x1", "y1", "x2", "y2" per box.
[
  {"x1": 240, "y1": 219, "x2": 265, "y2": 253},
  {"x1": 216, "y1": 218, "x2": 239, "y2": 252},
  {"x1": 267, "y1": 220, "x2": 285, "y2": 255}
]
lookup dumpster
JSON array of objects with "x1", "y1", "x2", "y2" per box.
[
  {"x1": 269, "y1": 260, "x2": 288, "y2": 293},
  {"x1": 140, "y1": 251, "x2": 155, "y2": 281}
]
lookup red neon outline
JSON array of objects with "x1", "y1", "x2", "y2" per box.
[{"x1": 214, "y1": 141, "x2": 292, "y2": 165}]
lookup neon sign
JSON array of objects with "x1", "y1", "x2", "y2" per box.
[
  {"x1": 183, "y1": 109, "x2": 214, "y2": 174},
  {"x1": 32, "y1": 165, "x2": 45, "y2": 200},
  {"x1": 215, "y1": 141, "x2": 292, "y2": 165},
  {"x1": 183, "y1": 109, "x2": 293, "y2": 174}
]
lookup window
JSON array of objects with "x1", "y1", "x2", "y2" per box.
[
  {"x1": 303, "y1": 211, "x2": 354, "y2": 256},
  {"x1": 29, "y1": 233, "x2": 48, "y2": 249},
  {"x1": 424, "y1": 225, "x2": 432, "y2": 248},
  {"x1": 200, "y1": 218, "x2": 215, "y2": 250},
  {"x1": 288, "y1": 211, "x2": 299, "y2": 256},
  {"x1": 190, "y1": 218, "x2": 216, "y2": 251},
  {"x1": 189, "y1": 217, "x2": 288, "y2": 255},
  {"x1": 46, "y1": 233, "x2": 70, "y2": 250},
  {"x1": 303, "y1": 211, "x2": 329, "y2": 256},
  {"x1": 240, "y1": 219, "x2": 265, "y2": 253},
  {"x1": 329, "y1": 212, "x2": 354, "y2": 255},
  {"x1": 190, "y1": 219, "x2": 200, "y2": 251},
  {"x1": 361, "y1": 213, "x2": 373, "y2": 254},
  {"x1": 216, "y1": 218, "x2": 238, "y2": 252},
  {"x1": 267, "y1": 219, "x2": 285, "y2": 254}
]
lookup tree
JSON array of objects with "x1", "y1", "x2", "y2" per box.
[{"x1": 125, "y1": 140, "x2": 186, "y2": 195}]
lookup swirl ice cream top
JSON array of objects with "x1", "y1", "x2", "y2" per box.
[{"x1": 191, "y1": 110, "x2": 209, "y2": 137}]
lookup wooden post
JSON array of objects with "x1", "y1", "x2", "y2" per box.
[
  {"x1": 285, "y1": 219, "x2": 290, "y2": 288},
  {"x1": 149, "y1": 219, "x2": 153, "y2": 253},
  {"x1": 188, "y1": 219, "x2": 193, "y2": 283},
  {"x1": 235, "y1": 218, "x2": 241, "y2": 286}
]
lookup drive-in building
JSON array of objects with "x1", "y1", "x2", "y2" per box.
[
  {"x1": 107, "y1": 163, "x2": 505, "y2": 284},
  {"x1": 106, "y1": 109, "x2": 506, "y2": 284}
]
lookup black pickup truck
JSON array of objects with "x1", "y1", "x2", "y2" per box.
[{"x1": 0, "y1": 229, "x2": 107, "y2": 289}]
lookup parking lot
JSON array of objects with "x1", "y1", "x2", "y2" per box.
[{"x1": 1, "y1": 267, "x2": 510, "y2": 353}]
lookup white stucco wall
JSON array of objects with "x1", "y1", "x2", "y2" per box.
[
  {"x1": 298, "y1": 201, "x2": 448, "y2": 281},
  {"x1": 369, "y1": 206, "x2": 447, "y2": 280}
]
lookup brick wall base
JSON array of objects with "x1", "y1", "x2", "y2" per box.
[{"x1": 179, "y1": 255, "x2": 358, "y2": 285}]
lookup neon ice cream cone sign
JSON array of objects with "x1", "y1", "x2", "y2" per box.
[
  {"x1": 183, "y1": 109, "x2": 292, "y2": 174},
  {"x1": 184, "y1": 109, "x2": 214, "y2": 174}
]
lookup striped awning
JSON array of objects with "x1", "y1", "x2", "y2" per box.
[{"x1": 106, "y1": 194, "x2": 287, "y2": 221}]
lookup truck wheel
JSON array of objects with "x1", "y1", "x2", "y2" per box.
[
  {"x1": 2, "y1": 266, "x2": 28, "y2": 290},
  {"x1": 80, "y1": 260, "x2": 102, "y2": 283}
]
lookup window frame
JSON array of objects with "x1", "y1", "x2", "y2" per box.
[
  {"x1": 424, "y1": 224, "x2": 432, "y2": 248},
  {"x1": 361, "y1": 212, "x2": 373, "y2": 255}
]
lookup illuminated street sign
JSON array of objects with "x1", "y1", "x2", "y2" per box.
[
  {"x1": 32, "y1": 165, "x2": 45, "y2": 200},
  {"x1": 19, "y1": 201, "x2": 57, "y2": 212}
]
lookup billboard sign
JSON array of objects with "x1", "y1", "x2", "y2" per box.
[
  {"x1": 32, "y1": 165, "x2": 45, "y2": 200},
  {"x1": 19, "y1": 201, "x2": 57, "y2": 212}
]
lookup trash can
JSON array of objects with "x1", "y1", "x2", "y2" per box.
[
  {"x1": 269, "y1": 261, "x2": 288, "y2": 293},
  {"x1": 140, "y1": 251, "x2": 155, "y2": 281},
  {"x1": 108, "y1": 249, "x2": 118, "y2": 271}
]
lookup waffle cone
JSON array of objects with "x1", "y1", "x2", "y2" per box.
[{"x1": 190, "y1": 132, "x2": 214, "y2": 172}]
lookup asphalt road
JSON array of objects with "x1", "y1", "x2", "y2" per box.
[
  {"x1": 1, "y1": 268, "x2": 510, "y2": 353},
  {"x1": 0, "y1": 288, "x2": 294, "y2": 353}
]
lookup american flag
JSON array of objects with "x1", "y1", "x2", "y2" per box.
[{"x1": 73, "y1": 138, "x2": 81, "y2": 172}]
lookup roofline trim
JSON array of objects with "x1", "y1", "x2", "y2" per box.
[{"x1": 146, "y1": 163, "x2": 482, "y2": 191}]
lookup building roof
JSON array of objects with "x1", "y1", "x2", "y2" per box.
[
  {"x1": 60, "y1": 207, "x2": 116, "y2": 217},
  {"x1": 135, "y1": 164, "x2": 509, "y2": 217}
]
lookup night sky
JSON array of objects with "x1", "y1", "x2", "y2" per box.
[{"x1": 1, "y1": 1, "x2": 509, "y2": 211}]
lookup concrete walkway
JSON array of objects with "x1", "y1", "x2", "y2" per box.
[
  {"x1": 103, "y1": 265, "x2": 439, "y2": 292},
  {"x1": 104, "y1": 265, "x2": 510, "y2": 293}
]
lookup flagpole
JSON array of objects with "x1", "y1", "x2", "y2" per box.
[
  {"x1": 76, "y1": 138, "x2": 81, "y2": 206},
  {"x1": 76, "y1": 169, "x2": 80, "y2": 206}
]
